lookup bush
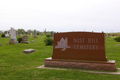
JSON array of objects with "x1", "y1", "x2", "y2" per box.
[
  {"x1": 37, "y1": 32, "x2": 39, "y2": 35},
  {"x1": 114, "y1": 36, "x2": 120, "y2": 42},
  {"x1": 44, "y1": 37, "x2": 53, "y2": 46},
  {"x1": 112, "y1": 34, "x2": 114, "y2": 36},
  {"x1": 17, "y1": 37, "x2": 22, "y2": 43},
  {"x1": 46, "y1": 34, "x2": 51, "y2": 38},
  {"x1": 1, "y1": 33, "x2": 5, "y2": 37}
]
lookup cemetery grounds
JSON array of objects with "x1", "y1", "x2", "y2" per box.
[{"x1": 0, "y1": 34, "x2": 120, "y2": 80}]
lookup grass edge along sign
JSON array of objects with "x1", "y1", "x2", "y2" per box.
[{"x1": 52, "y1": 32, "x2": 107, "y2": 61}]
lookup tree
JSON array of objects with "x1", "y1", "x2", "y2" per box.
[
  {"x1": 17, "y1": 29, "x2": 25, "y2": 34},
  {"x1": 0, "y1": 30, "x2": 3, "y2": 34}
]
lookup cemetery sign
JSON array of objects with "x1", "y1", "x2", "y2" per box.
[
  {"x1": 45, "y1": 32, "x2": 116, "y2": 71},
  {"x1": 52, "y1": 32, "x2": 107, "y2": 61}
]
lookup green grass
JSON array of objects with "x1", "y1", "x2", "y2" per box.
[{"x1": 0, "y1": 35, "x2": 120, "y2": 80}]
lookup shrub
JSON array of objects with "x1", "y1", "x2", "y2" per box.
[
  {"x1": 112, "y1": 34, "x2": 114, "y2": 36},
  {"x1": 1, "y1": 33, "x2": 5, "y2": 37},
  {"x1": 37, "y1": 32, "x2": 39, "y2": 35},
  {"x1": 114, "y1": 36, "x2": 120, "y2": 42},
  {"x1": 46, "y1": 34, "x2": 51, "y2": 38},
  {"x1": 17, "y1": 37, "x2": 22, "y2": 43},
  {"x1": 44, "y1": 37, "x2": 53, "y2": 46}
]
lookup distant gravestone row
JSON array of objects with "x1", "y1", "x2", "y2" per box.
[
  {"x1": 17, "y1": 31, "x2": 28, "y2": 36},
  {"x1": 14, "y1": 30, "x2": 45, "y2": 36},
  {"x1": 1, "y1": 28, "x2": 50, "y2": 46}
]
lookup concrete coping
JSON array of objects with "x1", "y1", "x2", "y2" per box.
[{"x1": 37, "y1": 65, "x2": 120, "y2": 75}]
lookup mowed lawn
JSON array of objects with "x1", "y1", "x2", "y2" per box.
[{"x1": 0, "y1": 34, "x2": 120, "y2": 80}]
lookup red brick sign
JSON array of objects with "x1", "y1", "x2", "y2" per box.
[{"x1": 52, "y1": 32, "x2": 107, "y2": 61}]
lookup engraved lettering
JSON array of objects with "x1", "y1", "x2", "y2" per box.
[
  {"x1": 74, "y1": 45, "x2": 76, "y2": 49},
  {"x1": 80, "y1": 45, "x2": 83, "y2": 49},
  {"x1": 74, "y1": 38, "x2": 84, "y2": 43}
]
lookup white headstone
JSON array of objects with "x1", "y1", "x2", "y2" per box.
[
  {"x1": 5, "y1": 32, "x2": 9, "y2": 37},
  {"x1": 10, "y1": 28, "x2": 17, "y2": 40},
  {"x1": 33, "y1": 29, "x2": 38, "y2": 38},
  {"x1": 9, "y1": 28, "x2": 18, "y2": 44}
]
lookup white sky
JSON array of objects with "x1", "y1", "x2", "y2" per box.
[{"x1": 0, "y1": 0, "x2": 120, "y2": 32}]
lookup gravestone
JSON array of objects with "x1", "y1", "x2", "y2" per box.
[
  {"x1": 51, "y1": 31, "x2": 54, "y2": 39},
  {"x1": 28, "y1": 31, "x2": 31, "y2": 35},
  {"x1": 31, "y1": 40, "x2": 35, "y2": 43},
  {"x1": 22, "y1": 31, "x2": 24, "y2": 35},
  {"x1": 0, "y1": 43, "x2": 2, "y2": 46},
  {"x1": 33, "y1": 30, "x2": 38, "y2": 38},
  {"x1": 44, "y1": 32, "x2": 116, "y2": 71},
  {"x1": 5, "y1": 31, "x2": 10, "y2": 38},
  {"x1": 28, "y1": 31, "x2": 30, "y2": 35},
  {"x1": 39, "y1": 33, "x2": 41, "y2": 35},
  {"x1": 9, "y1": 28, "x2": 18, "y2": 44},
  {"x1": 18, "y1": 31, "x2": 21, "y2": 36},
  {"x1": 45, "y1": 29, "x2": 46, "y2": 34},
  {"x1": 116, "y1": 44, "x2": 120, "y2": 46},
  {"x1": 31, "y1": 33, "x2": 32, "y2": 36},
  {"x1": 23, "y1": 49, "x2": 35, "y2": 54},
  {"x1": 108, "y1": 33, "x2": 110, "y2": 38},
  {"x1": 21, "y1": 36, "x2": 28, "y2": 43},
  {"x1": 26, "y1": 32, "x2": 28, "y2": 35}
]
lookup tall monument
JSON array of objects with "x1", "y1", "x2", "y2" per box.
[
  {"x1": 33, "y1": 29, "x2": 38, "y2": 38},
  {"x1": 9, "y1": 28, "x2": 18, "y2": 44},
  {"x1": 45, "y1": 29, "x2": 46, "y2": 34}
]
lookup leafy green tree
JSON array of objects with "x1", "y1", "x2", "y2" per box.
[
  {"x1": 27, "y1": 29, "x2": 33, "y2": 34},
  {"x1": 1, "y1": 33, "x2": 5, "y2": 37},
  {"x1": 17, "y1": 29, "x2": 25, "y2": 34}
]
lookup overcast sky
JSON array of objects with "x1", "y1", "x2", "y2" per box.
[{"x1": 0, "y1": 0, "x2": 120, "y2": 32}]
